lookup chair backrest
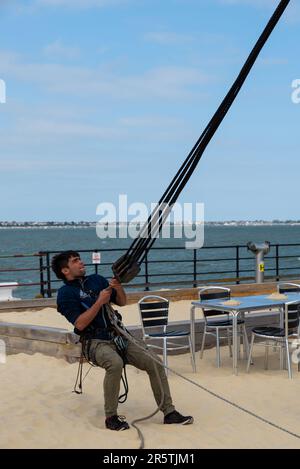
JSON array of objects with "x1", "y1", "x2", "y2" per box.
[
  {"x1": 138, "y1": 295, "x2": 169, "y2": 337},
  {"x1": 278, "y1": 283, "x2": 300, "y2": 294},
  {"x1": 284, "y1": 302, "x2": 300, "y2": 335},
  {"x1": 199, "y1": 287, "x2": 231, "y2": 318}
]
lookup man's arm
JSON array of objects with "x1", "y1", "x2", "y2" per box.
[
  {"x1": 109, "y1": 278, "x2": 127, "y2": 306},
  {"x1": 75, "y1": 288, "x2": 112, "y2": 331}
]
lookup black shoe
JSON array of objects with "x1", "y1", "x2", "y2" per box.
[
  {"x1": 164, "y1": 410, "x2": 194, "y2": 425},
  {"x1": 105, "y1": 415, "x2": 130, "y2": 431}
]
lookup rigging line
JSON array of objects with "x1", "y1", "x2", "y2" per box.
[{"x1": 117, "y1": 0, "x2": 290, "y2": 269}]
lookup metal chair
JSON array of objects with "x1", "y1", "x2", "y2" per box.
[
  {"x1": 199, "y1": 286, "x2": 249, "y2": 367},
  {"x1": 278, "y1": 283, "x2": 300, "y2": 338},
  {"x1": 138, "y1": 295, "x2": 196, "y2": 374},
  {"x1": 278, "y1": 282, "x2": 300, "y2": 294},
  {"x1": 246, "y1": 301, "x2": 300, "y2": 379}
]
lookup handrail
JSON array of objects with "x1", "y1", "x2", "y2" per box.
[{"x1": 1, "y1": 242, "x2": 300, "y2": 297}]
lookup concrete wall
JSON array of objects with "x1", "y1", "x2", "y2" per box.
[{"x1": 0, "y1": 310, "x2": 280, "y2": 363}]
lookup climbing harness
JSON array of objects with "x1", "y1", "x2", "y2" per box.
[{"x1": 73, "y1": 284, "x2": 130, "y2": 402}]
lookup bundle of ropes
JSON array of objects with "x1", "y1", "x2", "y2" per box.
[{"x1": 112, "y1": 0, "x2": 290, "y2": 285}]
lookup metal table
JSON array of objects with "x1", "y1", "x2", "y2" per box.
[{"x1": 191, "y1": 292, "x2": 300, "y2": 375}]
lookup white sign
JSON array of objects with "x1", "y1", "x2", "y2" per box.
[{"x1": 92, "y1": 251, "x2": 101, "y2": 264}]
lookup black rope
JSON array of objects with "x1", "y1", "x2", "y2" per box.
[
  {"x1": 112, "y1": 0, "x2": 290, "y2": 282},
  {"x1": 118, "y1": 365, "x2": 129, "y2": 404},
  {"x1": 73, "y1": 350, "x2": 84, "y2": 395}
]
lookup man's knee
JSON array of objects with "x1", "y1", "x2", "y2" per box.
[
  {"x1": 142, "y1": 353, "x2": 163, "y2": 373},
  {"x1": 93, "y1": 345, "x2": 123, "y2": 372},
  {"x1": 103, "y1": 355, "x2": 123, "y2": 373}
]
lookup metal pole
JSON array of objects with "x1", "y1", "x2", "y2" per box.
[
  {"x1": 193, "y1": 249, "x2": 197, "y2": 288},
  {"x1": 247, "y1": 242, "x2": 270, "y2": 284},
  {"x1": 145, "y1": 250, "x2": 149, "y2": 291},
  {"x1": 256, "y1": 251, "x2": 264, "y2": 283},
  {"x1": 276, "y1": 244, "x2": 279, "y2": 281},
  {"x1": 46, "y1": 252, "x2": 52, "y2": 298},
  {"x1": 39, "y1": 253, "x2": 45, "y2": 298},
  {"x1": 236, "y1": 246, "x2": 240, "y2": 285}
]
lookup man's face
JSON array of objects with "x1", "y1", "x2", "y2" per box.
[{"x1": 62, "y1": 256, "x2": 86, "y2": 280}]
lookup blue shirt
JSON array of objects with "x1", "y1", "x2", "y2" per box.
[{"x1": 57, "y1": 274, "x2": 117, "y2": 339}]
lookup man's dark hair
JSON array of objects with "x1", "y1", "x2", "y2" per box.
[{"x1": 51, "y1": 250, "x2": 80, "y2": 280}]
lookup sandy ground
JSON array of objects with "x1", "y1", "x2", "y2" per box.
[
  {"x1": 1, "y1": 337, "x2": 300, "y2": 448},
  {"x1": 1, "y1": 302, "x2": 300, "y2": 449}
]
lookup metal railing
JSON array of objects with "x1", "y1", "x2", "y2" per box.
[{"x1": 1, "y1": 243, "x2": 300, "y2": 298}]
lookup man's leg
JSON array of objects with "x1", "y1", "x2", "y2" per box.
[
  {"x1": 88, "y1": 340, "x2": 123, "y2": 418},
  {"x1": 125, "y1": 340, "x2": 175, "y2": 417}
]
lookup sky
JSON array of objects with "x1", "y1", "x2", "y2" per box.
[{"x1": 0, "y1": 0, "x2": 299, "y2": 222}]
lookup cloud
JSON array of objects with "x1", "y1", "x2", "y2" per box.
[
  {"x1": 144, "y1": 32, "x2": 195, "y2": 45},
  {"x1": 258, "y1": 57, "x2": 289, "y2": 66},
  {"x1": 34, "y1": 0, "x2": 128, "y2": 8},
  {"x1": 217, "y1": 0, "x2": 300, "y2": 24},
  {"x1": 43, "y1": 40, "x2": 81, "y2": 59},
  {"x1": 218, "y1": 0, "x2": 279, "y2": 7},
  {"x1": 0, "y1": 50, "x2": 209, "y2": 100},
  {"x1": 119, "y1": 116, "x2": 184, "y2": 127}
]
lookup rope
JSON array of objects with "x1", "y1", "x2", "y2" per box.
[{"x1": 112, "y1": 0, "x2": 290, "y2": 283}]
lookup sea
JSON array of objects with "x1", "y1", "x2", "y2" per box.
[{"x1": 1, "y1": 224, "x2": 300, "y2": 299}]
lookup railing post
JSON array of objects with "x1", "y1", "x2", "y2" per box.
[
  {"x1": 39, "y1": 253, "x2": 45, "y2": 298},
  {"x1": 276, "y1": 244, "x2": 279, "y2": 281},
  {"x1": 193, "y1": 249, "x2": 197, "y2": 288},
  {"x1": 236, "y1": 246, "x2": 240, "y2": 284},
  {"x1": 46, "y1": 252, "x2": 52, "y2": 298},
  {"x1": 144, "y1": 250, "x2": 149, "y2": 291}
]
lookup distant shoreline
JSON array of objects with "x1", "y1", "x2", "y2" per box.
[{"x1": 1, "y1": 221, "x2": 300, "y2": 229}]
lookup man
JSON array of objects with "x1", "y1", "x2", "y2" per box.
[{"x1": 52, "y1": 250, "x2": 194, "y2": 431}]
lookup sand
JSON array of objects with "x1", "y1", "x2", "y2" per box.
[{"x1": 1, "y1": 302, "x2": 300, "y2": 449}]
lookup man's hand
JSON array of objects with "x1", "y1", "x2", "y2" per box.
[
  {"x1": 109, "y1": 277, "x2": 127, "y2": 306},
  {"x1": 98, "y1": 287, "x2": 112, "y2": 305},
  {"x1": 109, "y1": 277, "x2": 122, "y2": 290}
]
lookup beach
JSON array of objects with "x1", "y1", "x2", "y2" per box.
[{"x1": 1, "y1": 302, "x2": 300, "y2": 449}]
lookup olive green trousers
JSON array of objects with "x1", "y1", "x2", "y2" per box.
[{"x1": 86, "y1": 339, "x2": 175, "y2": 418}]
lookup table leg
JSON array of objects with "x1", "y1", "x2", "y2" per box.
[
  {"x1": 190, "y1": 305, "x2": 196, "y2": 372},
  {"x1": 279, "y1": 305, "x2": 284, "y2": 370},
  {"x1": 232, "y1": 311, "x2": 238, "y2": 375}
]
